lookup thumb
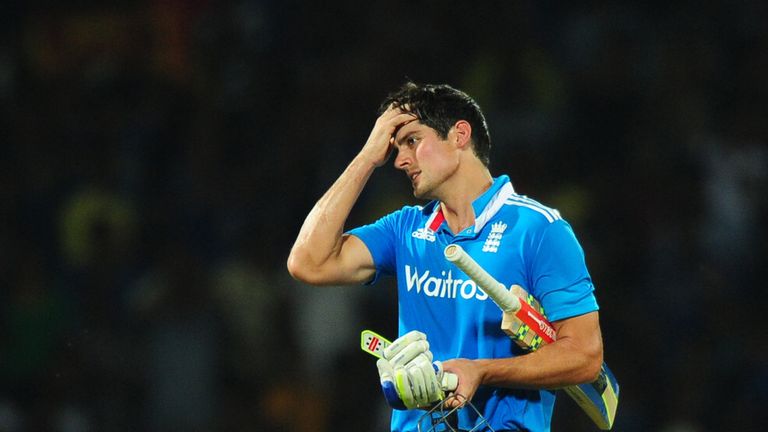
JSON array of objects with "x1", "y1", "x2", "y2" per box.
[
  {"x1": 376, "y1": 358, "x2": 394, "y2": 382},
  {"x1": 446, "y1": 383, "x2": 470, "y2": 409},
  {"x1": 442, "y1": 368, "x2": 469, "y2": 409}
]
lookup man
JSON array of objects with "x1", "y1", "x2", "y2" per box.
[{"x1": 287, "y1": 82, "x2": 603, "y2": 431}]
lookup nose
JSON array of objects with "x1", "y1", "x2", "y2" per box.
[{"x1": 394, "y1": 147, "x2": 411, "y2": 170}]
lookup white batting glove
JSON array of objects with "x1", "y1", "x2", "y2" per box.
[{"x1": 376, "y1": 330, "x2": 449, "y2": 410}]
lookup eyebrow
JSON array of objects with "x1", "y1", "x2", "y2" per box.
[{"x1": 395, "y1": 131, "x2": 418, "y2": 146}]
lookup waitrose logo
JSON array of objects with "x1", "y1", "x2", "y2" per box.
[{"x1": 403, "y1": 265, "x2": 490, "y2": 301}]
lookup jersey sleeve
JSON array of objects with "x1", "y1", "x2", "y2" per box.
[
  {"x1": 528, "y1": 220, "x2": 599, "y2": 322},
  {"x1": 346, "y1": 211, "x2": 400, "y2": 285}
]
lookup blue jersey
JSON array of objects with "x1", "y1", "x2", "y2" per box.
[{"x1": 348, "y1": 175, "x2": 599, "y2": 432}]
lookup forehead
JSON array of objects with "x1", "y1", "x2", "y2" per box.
[{"x1": 394, "y1": 120, "x2": 436, "y2": 141}]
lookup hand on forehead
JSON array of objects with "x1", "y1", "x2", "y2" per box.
[
  {"x1": 381, "y1": 105, "x2": 418, "y2": 144},
  {"x1": 394, "y1": 119, "x2": 422, "y2": 140},
  {"x1": 389, "y1": 101, "x2": 413, "y2": 113}
]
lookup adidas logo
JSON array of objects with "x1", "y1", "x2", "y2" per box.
[{"x1": 411, "y1": 228, "x2": 436, "y2": 242}]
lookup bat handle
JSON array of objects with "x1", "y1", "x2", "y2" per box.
[
  {"x1": 441, "y1": 372, "x2": 458, "y2": 391},
  {"x1": 433, "y1": 361, "x2": 458, "y2": 391},
  {"x1": 444, "y1": 244, "x2": 520, "y2": 313}
]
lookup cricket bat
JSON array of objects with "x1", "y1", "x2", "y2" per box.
[{"x1": 444, "y1": 244, "x2": 619, "y2": 430}]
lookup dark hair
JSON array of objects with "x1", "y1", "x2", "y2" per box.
[{"x1": 379, "y1": 82, "x2": 491, "y2": 166}]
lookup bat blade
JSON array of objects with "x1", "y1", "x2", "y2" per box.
[
  {"x1": 501, "y1": 293, "x2": 556, "y2": 349},
  {"x1": 562, "y1": 363, "x2": 620, "y2": 430}
]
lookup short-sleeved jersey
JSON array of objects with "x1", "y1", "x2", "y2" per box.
[{"x1": 348, "y1": 175, "x2": 598, "y2": 432}]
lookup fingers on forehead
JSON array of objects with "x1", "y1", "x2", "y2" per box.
[{"x1": 387, "y1": 101, "x2": 415, "y2": 114}]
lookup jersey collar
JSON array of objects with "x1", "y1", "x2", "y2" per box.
[{"x1": 422, "y1": 175, "x2": 515, "y2": 235}]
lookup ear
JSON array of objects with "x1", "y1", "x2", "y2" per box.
[{"x1": 452, "y1": 120, "x2": 473, "y2": 150}]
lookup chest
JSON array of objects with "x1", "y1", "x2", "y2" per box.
[{"x1": 396, "y1": 221, "x2": 530, "y2": 300}]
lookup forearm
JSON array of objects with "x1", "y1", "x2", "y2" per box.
[
  {"x1": 287, "y1": 155, "x2": 376, "y2": 282},
  {"x1": 287, "y1": 105, "x2": 416, "y2": 284},
  {"x1": 475, "y1": 335, "x2": 603, "y2": 390}
]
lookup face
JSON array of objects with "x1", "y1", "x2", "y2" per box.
[{"x1": 392, "y1": 121, "x2": 460, "y2": 200}]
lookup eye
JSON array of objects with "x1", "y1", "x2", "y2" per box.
[{"x1": 406, "y1": 136, "x2": 418, "y2": 146}]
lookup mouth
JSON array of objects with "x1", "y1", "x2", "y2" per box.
[{"x1": 409, "y1": 171, "x2": 421, "y2": 184}]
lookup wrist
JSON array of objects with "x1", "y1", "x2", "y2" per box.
[
  {"x1": 473, "y1": 359, "x2": 492, "y2": 385},
  {"x1": 353, "y1": 151, "x2": 383, "y2": 171}
]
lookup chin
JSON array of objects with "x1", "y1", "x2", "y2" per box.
[{"x1": 412, "y1": 186, "x2": 434, "y2": 200}]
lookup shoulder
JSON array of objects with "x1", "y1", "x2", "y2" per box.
[
  {"x1": 362, "y1": 202, "x2": 434, "y2": 233},
  {"x1": 397, "y1": 203, "x2": 430, "y2": 215},
  {"x1": 500, "y1": 195, "x2": 585, "y2": 258},
  {"x1": 387, "y1": 201, "x2": 436, "y2": 222},
  {"x1": 502, "y1": 193, "x2": 562, "y2": 226}
]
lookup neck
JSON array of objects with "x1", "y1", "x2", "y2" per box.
[{"x1": 438, "y1": 162, "x2": 493, "y2": 234}]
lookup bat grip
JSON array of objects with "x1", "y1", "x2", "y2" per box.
[
  {"x1": 444, "y1": 244, "x2": 520, "y2": 313},
  {"x1": 441, "y1": 372, "x2": 458, "y2": 391}
]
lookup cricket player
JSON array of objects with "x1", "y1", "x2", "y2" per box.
[{"x1": 287, "y1": 82, "x2": 604, "y2": 431}]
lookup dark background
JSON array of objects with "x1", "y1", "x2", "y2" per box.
[{"x1": 1, "y1": 1, "x2": 767, "y2": 431}]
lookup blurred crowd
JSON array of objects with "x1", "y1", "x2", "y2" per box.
[{"x1": 1, "y1": 1, "x2": 767, "y2": 431}]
